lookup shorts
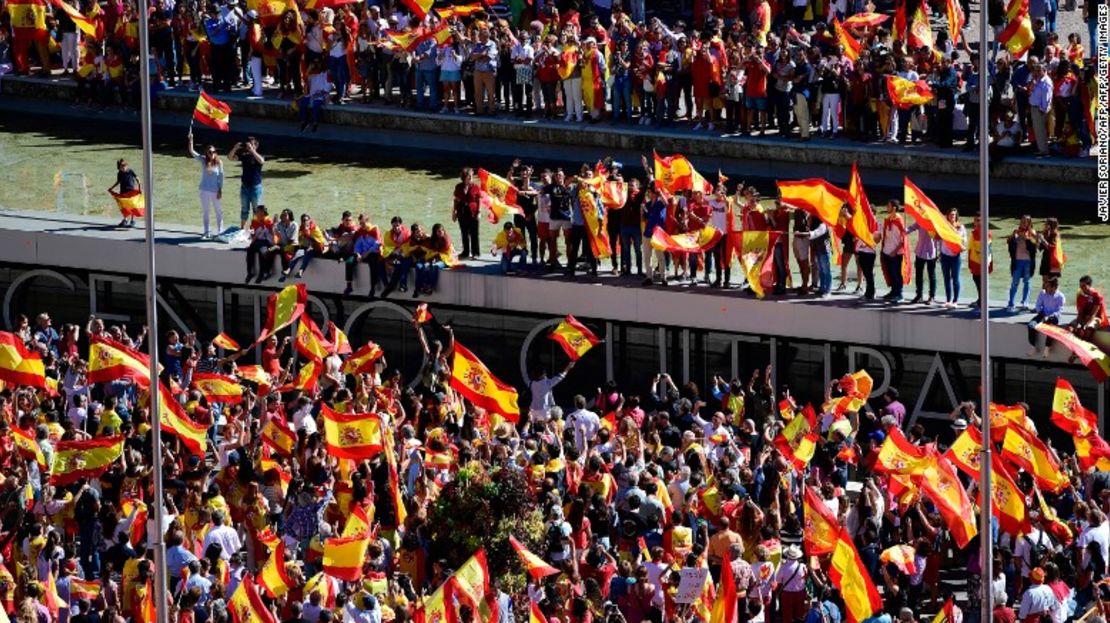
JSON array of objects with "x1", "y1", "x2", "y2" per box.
[
  {"x1": 240, "y1": 184, "x2": 263, "y2": 222},
  {"x1": 538, "y1": 222, "x2": 551, "y2": 238},
  {"x1": 440, "y1": 69, "x2": 461, "y2": 82},
  {"x1": 744, "y1": 96, "x2": 767, "y2": 110},
  {"x1": 549, "y1": 219, "x2": 571, "y2": 232}
]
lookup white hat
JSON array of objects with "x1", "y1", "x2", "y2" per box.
[
  {"x1": 783, "y1": 544, "x2": 804, "y2": 560},
  {"x1": 583, "y1": 36, "x2": 597, "y2": 45},
  {"x1": 951, "y1": 418, "x2": 968, "y2": 431}
]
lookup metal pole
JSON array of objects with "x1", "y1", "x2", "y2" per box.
[
  {"x1": 136, "y1": 6, "x2": 169, "y2": 623},
  {"x1": 977, "y1": 0, "x2": 993, "y2": 618}
]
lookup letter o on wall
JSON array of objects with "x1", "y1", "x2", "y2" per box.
[
  {"x1": 519, "y1": 318, "x2": 564, "y2": 386},
  {"x1": 3, "y1": 270, "x2": 78, "y2": 330}
]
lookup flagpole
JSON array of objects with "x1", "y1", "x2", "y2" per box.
[
  {"x1": 977, "y1": 0, "x2": 993, "y2": 619},
  {"x1": 136, "y1": 3, "x2": 169, "y2": 623}
]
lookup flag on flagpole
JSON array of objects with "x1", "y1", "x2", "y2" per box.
[
  {"x1": 0, "y1": 332, "x2": 45, "y2": 388},
  {"x1": 194, "y1": 91, "x2": 232, "y2": 131},
  {"x1": 450, "y1": 342, "x2": 521, "y2": 423},
  {"x1": 212, "y1": 332, "x2": 240, "y2": 351},
  {"x1": 50, "y1": 436, "x2": 124, "y2": 485},
  {"x1": 548, "y1": 315, "x2": 601, "y2": 361},
  {"x1": 322, "y1": 405, "x2": 384, "y2": 460},
  {"x1": 259, "y1": 284, "x2": 307, "y2": 342}
]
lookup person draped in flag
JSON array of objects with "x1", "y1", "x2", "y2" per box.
[
  {"x1": 1036, "y1": 217, "x2": 1065, "y2": 287},
  {"x1": 106, "y1": 158, "x2": 141, "y2": 228}
]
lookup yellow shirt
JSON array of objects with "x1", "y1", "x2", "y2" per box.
[{"x1": 494, "y1": 227, "x2": 527, "y2": 252}]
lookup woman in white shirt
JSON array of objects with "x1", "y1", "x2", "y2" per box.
[
  {"x1": 438, "y1": 38, "x2": 465, "y2": 113},
  {"x1": 327, "y1": 16, "x2": 351, "y2": 104},
  {"x1": 939, "y1": 208, "x2": 968, "y2": 308}
]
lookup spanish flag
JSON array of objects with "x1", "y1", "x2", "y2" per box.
[
  {"x1": 325, "y1": 322, "x2": 351, "y2": 355},
  {"x1": 509, "y1": 535, "x2": 561, "y2": 580},
  {"x1": 120, "y1": 497, "x2": 148, "y2": 547},
  {"x1": 1052, "y1": 378, "x2": 1097, "y2": 436},
  {"x1": 157, "y1": 385, "x2": 208, "y2": 456},
  {"x1": 999, "y1": 0, "x2": 1034, "y2": 57},
  {"x1": 477, "y1": 169, "x2": 520, "y2": 212},
  {"x1": 88, "y1": 335, "x2": 156, "y2": 385},
  {"x1": 295, "y1": 315, "x2": 332, "y2": 363},
  {"x1": 650, "y1": 226, "x2": 723, "y2": 254},
  {"x1": 342, "y1": 342, "x2": 384, "y2": 375},
  {"x1": 323, "y1": 532, "x2": 371, "y2": 581},
  {"x1": 413, "y1": 579, "x2": 450, "y2": 623},
  {"x1": 212, "y1": 332, "x2": 240, "y2": 352},
  {"x1": 943, "y1": 424, "x2": 982, "y2": 478},
  {"x1": 382, "y1": 27, "x2": 426, "y2": 52},
  {"x1": 530, "y1": 599, "x2": 548, "y2": 623},
  {"x1": 303, "y1": 573, "x2": 335, "y2": 607},
  {"x1": 887, "y1": 75, "x2": 934, "y2": 108},
  {"x1": 278, "y1": 359, "x2": 321, "y2": 393},
  {"x1": 833, "y1": 18, "x2": 861, "y2": 61},
  {"x1": 946, "y1": 0, "x2": 965, "y2": 42},
  {"x1": 829, "y1": 527, "x2": 883, "y2": 623},
  {"x1": 831, "y1": 370, "x2": 873, "y2": 415},
  {"x1": 342, "y1": 503, "x2": 372, "y2": 538},
  {"x1": 710, "y1": 547, "x2": 737, "y2": 623},
  {"x1": 451, "y1": 549, "x2": 492, "y2": 611},
  {"x1": 322, "y1": 404, "x2": 384, "y2": 460},
  {"x1": 450, "y1": 342, "x2": 520, "y2": 423},
  {"x1": 774, "y1": 430, "x2": 819, "y2": 472},
  {"x1": 843, "y1": 11, "x2": 889, "y2": 28},
  {"x1": 1001, "y1": 423, "x2": 1068, "y2": 492},
  {"x1": 260, "y1": 284, "x2": 307, "y2": 342},
  {"x1": 983, "y1": 453, "x2": 1029, "y2": 536},
  {"x1": 557, "y1": 45, "x2": 578, "y2": 80},
  {"x1": 0, "y1": 332, "x2": 45, "y2": 388},
  {"x1": 235, "y1": 365, "x2": 272, "y2": 395},
  {"x1": 847, "y1": 163, "x2": 878, "y2": 249},
  {"x1": 259, "y1": 452, "x2": 292, "y2": 496},
  {"x1": 229, "y1": 576, "x2": 277, "y2": 623},
  {"x1": 400, "y1": 0, "x2": 432, "y2": 18},
  {"x1": 989, "y1": 403, "x2": 1035, "y2": 441},
  {"x1": 12, "y1": 427, "x2": 45, "y2": 468},
  {"x1": 194, "y1": 91, "x2": 231, "y2": 132},
  {"x1": 879, "y1": 545, "x2": 917, "y2": 575},
  {"x1": 7, "y1": 0, "x2": 46, "y2": 35},
  {"x1": 435, "y1": 2, "x2": 483, "y2": 18},
  {"x1": 803, "y1": 486, "x2": 839, "y2": 555},
  {"x1": 48, "y1": 0, "x2": 97, "y2": 37},
  {"x1": 913, "y1": 456, "x2": 977, "y2": 547},
  {"x1": 386, "y1": 445, "x2": 407, "y2": 526},
  {"x1": 261, "y1": 416, "x2": 297, "y2": 456},
  {"x1": 258, "y1": 541, "x2": 295, "y2": 599},
  {"x1": 874, "y1": 427, "x2": 935, "y2": 477},
  {"x1": 908, "y1": 4, "x2": 933, "y2": 49},
  {"x1": 413, "y1": 303, "x2": 432, "y2": 324},
  {"x1": 777, "y1": 179, "x2": 851, "y2": 235},
  {"x1": 1036, "y1": 323, "x2": 1110, "y2": 382},
  {"x1": 930, "y1": 597, "x2": 958, "y2": 623},
  {"x1": 1074, "y1": 433, "x2": 1110, "y2": 471},
  {"x1": 738, "y1": 231, "x2": 778, "y2": 299},
  {"x1": 109, "y1": 189, "x2": 145, "y2": 218},
  {"x1": 653, "y1": 151, "x2": 713, "y2": 194},
  {"x1": 50, "y1": 436, "x2": 124, "y2": 485},
  {"x1": 191, "y1": 372, "x2": 243, "y2": 404},
  {"x1": 70, "y1": 577, "x2": 101, "y2": 601},
  {"x1": 548, "y1": 315, "x2": 601, "y2": 361},
  {"x1": 903, "y1": 178, "x2": 965, "y2": 254}
]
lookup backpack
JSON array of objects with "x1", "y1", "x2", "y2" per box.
[{"x1": 1025, "y1": 531, "x2": 1049, "y2": 568}]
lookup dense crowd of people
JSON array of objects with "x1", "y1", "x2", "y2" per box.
[
  {"x1": 0, "y1": 0, "x2": 1099, "y2": 156},
  {"x1": 0, "y1": 288, "x2": 1108, "y2": 623}
]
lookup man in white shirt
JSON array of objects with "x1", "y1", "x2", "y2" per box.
[
  {"x1": 528, "y1": 361, "x2": 574, "y2": 427},
  {"x1": 202, "y1": 510, "x2": 242, "y2": 560},
  {"x1": 1014, "y1": 523, "x2": 1055, "y2": 582},
  {"x1": 344, "y1": 593, "x2": 382, "y2": 623},
  {"x1": 566, "y1": 395, "x2": 600, "y2": 455},
  {"x1": 1018, "y1": 567, "x2": 1058, "y2": 620},
  {"x1": 1028, "y1": 62, "x2": 1053, "y2": 156},
  {"x1": 1077, "y1": 510, "x2": 1110, "y2": 570}
]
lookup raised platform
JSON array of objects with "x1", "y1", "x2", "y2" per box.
[{"x1": 2, "y1": 75, "x2": 1096, "y2": 201}]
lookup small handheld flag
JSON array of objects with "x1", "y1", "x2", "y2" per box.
[
  {"x1": 414, "y1": 303, "x2": 432, "y2": 324},
  {"x1": 194, "y1": 91, "x2": 231, "y2": 131},
  {"x1": 548, "y1": 315, "x2": 601, "y2": 361},
  {"x1": 212, "y1": 332, "x2": 240, "y2": 351}
]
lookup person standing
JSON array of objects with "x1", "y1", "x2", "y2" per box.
[
  {"x1": 228, "y1": 136, "x2": 264, "y2": 240},
  {"x1": 907, "y1": 218, "x2": 940, "y2": 305},
  {"x1": 244, "y1": 10, "x2": 264, "y2": 97},
  {"x1": 804, "y1": 213, "x2": 832, "y2": 296},
  {"x1": 566, "y1": 170, "x2": 599, "y2": 279},
  {"x1": 880, "y1": 200, "x2": 908, "y2": 303},
  {"x1": 452, "y1": 168, "x2": 481, "y2": 259},
  {"x1": 1037, "y1": 217, "x2": 1065, "y2": 285},
  {"x1": 968, "y1": 215, "x2": 992, "y2": 309},
  {"x1": 187, "y1": 129, "x2": 225, "y2": 239},
  {"x1": 1007, "y1": 215, "x2": 1037, "y2": 311},
  {"x1": 470, "y1": 28, "x2": 498, "y2": 116},
  {"x1": 1028, "y1": 62, "x2": 1053, "y2": 156},
  {"x1": 641, "y1": 185, "x2": 668, "y2": 286},
  {"x1": 561, "y1": 37, "x2": 585, "y2": 123},
  {"x1": 939, "y1": 209, "x2": 968, "y2": 308},
  {"x1": 413, "y1": 36, "x2": 440, "y2": 112},
  {"x1": 107, "y1": 158, "x2": 141, "y2": 228}
]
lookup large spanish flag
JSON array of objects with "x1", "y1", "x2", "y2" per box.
[
  {"x1": 999, "y1": 0, "x2": 1034, "y2": 57},
  {"x1": 191, "y1": 372, "x2": 243, "y2": 404},
  {"x1": 803, "y1": 486, "x2": 839, "y2": 555},
  {"x1": 847, "y1": 163, "x2": 878, "y2": 249},
  {"x1": 450, "y1": 342, "x2": 521, "y2": 423},
  {"x1": 261, "y1": 416, "x2": 297, "y2": 456},
  {"x1": 903, "y1": 178, "x2": 964, "y2": 254},
  {"x1": 1001, "y1": 423, "x2": 1068, "y2": 492},
  {"x1": 48, "y1": 0, "x2": 97, "y2": 36},
  {"x1": 989, "y1": 402, "x2": 1035, "y2": 441},
  {"x1": 908, "y1": 4, "x2": 934, "y2": 49},
  {"x1": 322, "y1": 405, "x2": 384, "y2": 460},
  {"x1": 70, "y1": 578, "x2": 101, "y2": 602},
  {"x1": 650, "y1": 226, "x2": 722, "y2": 254},
  {"x1": 829, "y1": 528, "x2": 883, "y2": 623},
  {"x1": 451, "y1": 549, "x2": 492, "y2": 611},
  {"x1": 777, "y1": 179, "x2": 851, "y2": 235},
  {"x1": 50, "y1": 436, "x2": 124, "y2": 485},
  {"x1": 843, "y1": 11, "x2": 889, "y2": 28},
  {"x1": 341, "y1": 503, "x2": 372, "y2": 538},
  {"x1": 738, "y1": 231, "x2": 778, "y2": 299},
  {"x1": 156, "y1": 384, "x2": 208, "y2": 456},
  {"x1": 1074, "y1": 434, "x2": 1110, "y2": 471},
  {"x1": 914, "y1": 456, "x2": 977, "y2": 547},
  {"x1": 1036, "y1": 323, "x2": 1110, "y2": 382},
  {"x1": 1052, "y1": 378, "x2": 1098, "y2": 436},
  {"x1": 235, "y1": 365, "x2": 272, "y2": 395},
  {"x1": 710, "y1": 547, "x2": 737, "y2": 623},
  {"x1": 548, "y1": 315, "x2": 601, "y2": 361},
  {"x1": 874, "y1": 427, "x2": 935, "y2": 476},
  {"x1": 0, "y1": 332, "x2": 45, "y2": 388},
  {"x1": 413, "y1": 579, "x2": 450, "y2": 623},
  {"x1": 295, "y1": 315, "x2": 332, "y2": 363},
  {"x1": 323, "y1": 532, "x2": 371, "y2": 581},
  {"x1": 194, "y1": 91, "x2": 231, "y2": 131},
  {"x1": 88, "y1": 335, "x2": 155, "y2": 385},
  {"x1": 259, "y1": 284, "x2": 307, "y2": 342},
  {"x1": 7, "y1": 0, "x2": 46, "y2": 35},
  {"x1": 833, "y1": 18, "x2": 861, "y2": 61},
  {"x1": 509, "y1": 535, "x2": 560, "y2": 580},
  {"x1": 109, "y1": 189, "x2": 145, "y2": 218},
  {"x1": 229, "y1": 576, "x2": 277, "y2": 623},
  {"x1": 342, "y1": 341, "x2": 384, "y2": 375},
  {"x1": 943, "y1": 425, "x2": 982, "y2": 479},
  {"x1": 12, "y1": 427, "x2": 45, "y2": 468},
  {"x1": 477, "y1": 169, "x2": 520, "y2": 210},
  {"x1": 258, "y1": 541, "x2": 295, "y2": 599},
  {"x1": 399, "y1": 0, "x2": 432, "y2": 18},
  {"x1": 653, "y1": 151, "x2": 713, "y2": 194},
  {"x1": 887, "y1": 75, "x2": 934, "y2": 108},
  {"x1": 984, "y1": 453, "x2": 1029, "y2": 535}
]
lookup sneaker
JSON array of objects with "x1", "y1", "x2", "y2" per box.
[
  {"x1": 1005, "y1": 305, "x2": 1016, "y2": 312},
  {"x1": 564, "y1": 114, "x2": 573, "y2": 122},
  {"x1": 1019, "y1": 303, "x2": 1030, "y2": 311}
]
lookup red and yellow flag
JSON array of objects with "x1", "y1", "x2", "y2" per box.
[
  {"x1": 157, "y1": 384, "x2": 208, "y2": 456},
  {"x1": 874, "y1": 427, "x2": 935, "y2": 476},
  {"x1": 557, "y1": 46, "x2": 578, "y2": 80},
  {"x1": 477, "y1": 169, "x2": 520, "y2": 211},
  {"x1": 653, "y1": 151, "x2": 713, "y2": 194},
  {"x1": 829, "y1": 528, "x2": 883, "y2": 623},
  {"x1": 509, "y1": 535, "x2": 561, "y2": 580},
  {"x1": 70, "y1": 578, "x2": 101, "y2": 601},
  {"x1": 833, "y1": 18, "x2": 861, "y2": 61},
  {"x1": 879, "y1": 545, "x2": 917, "y2": 575},
  {"x1": 774, "y1": 430, "x2": 819, "y2": 472},
  {"x1": 1036, "y1": 323, "x2": 1110, "y2": 382},
  {"x1": 989, "y1": 402, "x2": 1035, "y2": 441},
  {"x1": 843, "y1": 11, "x2": 889, "y2": 28},
  {"x1": 1052, "y1": 378, "x2": 1097, "y2": 436},
  {"x1": 322, "y1": 405, "x2": 384, "y2": 460},
  {"x1": 278, "y1": 359, "x2": 321, "y2": 393},
  {"x1": 887, "y1": 75, "x2": 934, "y2": 108},
  {"x1": 1001, "y1": 423, "x2": 1068, "y2": 492},
  {"x1": 650, "y1": 226, "x2": 723, "y2": 254},
  {"x1": 303, "y1": 573, "x2": 335, "y2": 607},
  {"x1": 737, "y1": 231, "x2": 778, "y2": 299},
  {"x1": 260, "y1": 284, "x2": 307, "y2": 342},
  {"x1": 326, "y1": 322, "x2": 351, "y2": 356},
  {"x1": 710, "y1": 547, "x2": 737, "y2": 623},
  {"x1": 295, "y1": 315, "x2": 332, "y2": 363},
  {"x1": 212, "y1": 332, "x2": 240, "y2": 351},
  {"x1": 119, "y1": 497, "x2": 147, "y2": 547},
  {"x1": 235, "y1": 365, "x2": 272, "y2": 395},
  {"x1": 50, "y1": 436, "x2": 124, "y2": 485},
  {"x1": 450, "y1": 549, "x2": 492, "y2": 612},
  {"x1": 983, "y1": 453, "x2": 1029, "y2": 535},
  {"x1": 261, "y1": 416, "x2": 297, "y2": 457},
  {"x1": 777, "y1": 179, "x2": 851, "y2": 236},
  {"x1": 847, "y1": 163, "x2": 878, "y2": 249},
  {"x1": 258, "y1": 541, "x2": 295, "y2": 599},
  {"x1": 342, "y1": 342, "x2": 384, "y2": 375},
  {"x1": 48, "y1": 0, "x2": 96, "y2": 36},
  {"x1": 12, "y1": 427, "x2": 45, "y2": 468},
  {"x1": 548, "y1": 315, "x2": 601, "y2": 362},
  {"x1": 88, "y1": 335, "x2": 156, "y2": 385},
  {"x1": 1074, "y1": 433, "x2": 1110, "y2": 471},
  {"x1": 399, "y1": 0, "x2": 433, "y2": 18},
  {"x1": 194, "y1": 91, "x2": 231, "y2": 131},
  {"x1": 914, "y1": 456, "x2": 977, "y2": 547},
  {"x1": 803, "y1": 486, "x2": 839, "y2": 555},
  {"x1": 259, "y1": 452, "x2": 292, "y2": 496},
  {"x1": 8, "y1": 0, "x2": 47, "y2": 34},
  {"x1": 0, "y1": 332, "x2": 45, "y2": 388},
  {"x1": 109, "y1": 189, "x2": 145, "y2": 218},
  {"x1": 342, "y1": 501, "x2": 372, "y2": 538},
  {"x1": 229, "y1": 576, "x2": 277, "y2": 623},
  {"x1": 945, "y1": 0, "x2": 965, "y2": 42},
  {"x1": 999, "y1": 0, "x2": 1034, "y2": 57},
  {"x1": 908, "y1": 4, "x2": 933, "y2": 48},
  {"x1": 435, "y1": 2, "x2": 483, "y2": 18},
  {"x1": 903, "y1": 178, "x2": 964, "y2": 253},
  {"x1": 944, "y1": 425, "x2": 982, "y2": 479},
  {"x1": 191, "y1": 372, "x2": 243, "y2": 404},
  {"x1": 413, "y1": 579, "x2": 450, "y2": 623},
  {"x1": 530, "y1": 600, "x2": 548, "y2": 623},
  {"x1": 450, "y1": 342, "x2": 520, "y2": 423},
  {"x1": 323, "y1": 532, "x2": 371, "y2": 581},
  {"x1": 414, "y1": 303, "x2": 433, "y2": 325}
]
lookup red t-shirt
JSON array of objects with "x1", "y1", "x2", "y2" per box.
[
  {"x1": 743, "y1": 58, "x2": 769, "y2": 97},
  {"x1": 262, "y1": 345, "x2": 281, "y2": 377}
]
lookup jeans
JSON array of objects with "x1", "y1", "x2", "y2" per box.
[
  {"x1": 346, "y1": 253, "x2": 386, "y2": 293},
  {"x1": 882, "y1": 253, "x2": 904, "y2": 298},
  {"x1": 287, "y1": 248, "x2": 317, "y2": 275},
  {"x1": 814, "y1": 250, "x2": 832, "y2": 293},
  {"x1": 620, "y1": 226, "x2": 643, "y2": 274},
  {"x1": 612, "y1": 75, "x2": 633, "y2": 122},
  {"x1": 327, "y1": 54, "x2": 350, "y2": 101},
  {"x1": 298, "y1": 95, "x2": 324, "y2": 126},
  {"x1": 415, "y1": 67, "x2": 439, "y2": 110},
  {"x1": 915, "y1": 256, "x2": 937, "y2": 299},
  {"x1": 773, "y1": 243, "x2": 788, "y2": 294},
  {"x1": 246, "y1": 240, "x2": 275, "y2": 276},
  {"x1": 858, "y1": 251, "x2": 876, "y2": 298},
  {"x1": 500, "y1": 248, "x2": 527, "y2": 272},
  {"x1": 1008, "y1": 259, "x2": 1033, "y2": 307},
  {"x1": 567, "y1": 224, "x2": 597, "y2": 276},
  {"x1": 240, "y1": 184, "x2": 262, "y2": 223},
  {"x1": 414, "y1": 260, "x2": 444, "y2": 292},
  {"x1": 940, "y1": 253, "x2": 961, "y2": 303}
]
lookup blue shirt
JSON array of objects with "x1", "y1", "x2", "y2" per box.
[
  {"x1": 166, "y1": 545, "x2": 198, "y2": 580},
  {"x1": 643, "y1": 198, "x2": 667, "y2": 237},
  {"x1": 1035, "y1": 290, "x2": 1066, "y2": 320},
  {"x1": 354, "y1": 234, "x2": 382, "y2": 256},
  {"x1": 204, "y1": 17, "x2": 230, "y2": 45},
  {"x1": 415, "y1": 39, "x2": 438, "y2": 71}
]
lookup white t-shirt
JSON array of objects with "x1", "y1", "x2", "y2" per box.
[
  {"x1": 1078, "y1": 522, "x2": 1110, "y2": 569},
  {"x1": 708, "y1": 198, "x2": 728, "y2": 231}
]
